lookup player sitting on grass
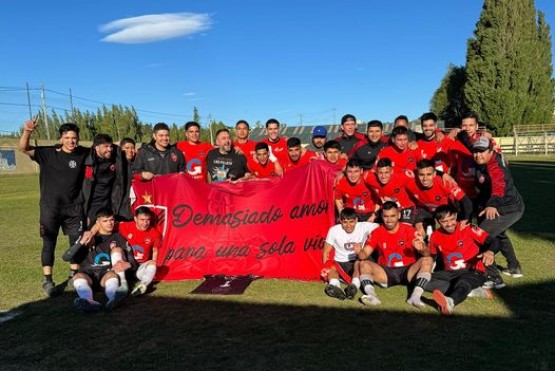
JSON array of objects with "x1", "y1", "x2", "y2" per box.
[
  {"x1": 66, "y1": 208, "x2": 136, "y2": 312},
  {"x1": 426, "y1": 204, "x2": 495, "y2": 315},
  {"x1": 322, "y1": 208, "x2": 379, "y2": 300},
  {"x1": 358, "y1": 201, "x2": 433, "y2": 307}
]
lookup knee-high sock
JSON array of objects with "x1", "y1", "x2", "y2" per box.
[
  {"x1": 104, "y1": 277, "x2": 119, "y2": 301},
  {"x1": 360, "y1": 274, "x2": 375, "y2": 295},
  {"x1": 138, "y1": 264, "x2": 157, "y2": 286},
  {"x1": 73, "y1": 278, "x2": 93, "y2": 301},
  {"x1": 110, "y1": 251, "x2": 127, "y2": 285}
]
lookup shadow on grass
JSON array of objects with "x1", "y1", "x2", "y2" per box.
[{"x1": 0, "y1": 281, "x2": 554, "y2": 371}]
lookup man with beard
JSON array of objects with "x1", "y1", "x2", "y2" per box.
[{"x1": 206, "y1": 128, "x2": 250, "y2": 183}]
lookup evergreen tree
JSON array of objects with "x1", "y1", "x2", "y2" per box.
[
  {"x1": 464, "y1": 0, "x2": 554, "y2": 135},
  {"x1": 430, "y1": 64, "x2": 467, "y2": 127}
]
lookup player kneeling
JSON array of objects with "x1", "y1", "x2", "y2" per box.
[
  {"x1": 70, "y1": 208, "x2": 136, "y2": 312},
  {"x1": 358, "y1": 201, "x2": 433, "y2": 307},
  {"x1": 118, "y1": 207, "x2": 161, "y2": 297},
  {"x1": 426, "y1": 204, "x2": 495, "y2": 315},
  {"x1": 322, "y1": 208, "x2": 379, "y2": 300}
]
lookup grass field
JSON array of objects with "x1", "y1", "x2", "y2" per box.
[{"x1": 1, "y1": 155, "x2": 554, "y2": 370}]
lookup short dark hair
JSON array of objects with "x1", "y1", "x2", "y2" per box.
[
  {"x1": 215, "y1": 128, "x2": 230, "y2": 137},
  {"x1": 341, "y1": 114, "x2": 356, "y2": 125},
  {"x1": 135, "y1": 206, "x2": 153, "y2": 218},
  {"x1": 324, "y1": 140, "x2": 341, "y2": 151},
  {"x1": 381, "y1": 201, "x2": 399, "y2": 211},
  {"x1": 120, "y1": 137, "x2": 135, "y2": 147},
  {"x1": 236, "y1": 120, "x2": 249, "y2": 129},
  {"x1": 434, "y1": 204, "x2": 458, "y2": 221},
  {"x1": 367, "y1": 120, "x2": 383, "y2": 130},
  {"x1": 95, "y1": 207, "x2": 114, "y2": 220},
  {"x1": 346, "y1": 159, "x2": 362, "y2": 169},
  {"x1": 185, "y1": 121, "x2": 200, "y2": 131},
  {"x1": 420, "y1": 112, "x2": 437, "y2": 124},
  {"x1": 376, "y1": 158, "x2": 393, "y2": 168},
  {"x1": 287, "y1": 137, "x2": 301, "y2": 148},
  {"x1": 461, "y1": 111, "x2": 479, "y2": 121},
  {"x1": 340, "y1": 207, "x2": 358, "y2": 221},
  {"x1": 59, "y1": 123, "x2": 79, "y2": 137},
  {"x1": 153, "y1": 122, "x2": 170, "y2": 133},
  {"x1": 93, "y1": 133, "x2": 113, "y2": 147},
  {"x1": 416, "y1": 159, "x2": 436, "y2": 170},
  {"x1": 255, "y1": 142, "x2": 269, "y2": 152},
  {"x1": 394, "y1": 115, "x2": 409, "y2": 124},
  {"x1": 391, "y1": 126, "x2": 409, "y2": 138},
  {"x1": 265, "y1": 118, "x2": 280, "y2": 128}
]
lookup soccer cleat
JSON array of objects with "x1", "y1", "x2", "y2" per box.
[
  {"x1": 105, "y1": 290, "x2": 127, "y2": 310},
  {"x1": 433, "y1": 290, "x2": 455, "y2": 315},
  {"x1": 74, "y1": 298, "x2": 102, "y2": 313},
  {"x1": 324, "y1": 284, "x2": 346, "y2": 300},
  {"x1": 501, "y1": 265, "x2": 523, "y2": 278},
  {"x1": 482, "y1": 275, "x2": 506, "y2": 289},
  {"x1": 468, "y1": 287, "x2": 494, "y2": 299},
  {"x1": 42, "y1": 281, "x2": 57, "y2": 297},
  {"x1": 406, "y1": 296, "x2": 425, "y2": 308},
  {"x1": 344, "y1": 284, "x2": 358, "y2": 300},
  {"x1": 131, "y1": 283, "x2": 148, "y2": 297},
  {"x1": 360, "y1": 294, "x2": 382, "y2": 306}
]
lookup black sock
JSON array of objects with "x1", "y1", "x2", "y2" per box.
[
  {"x1": 69, "y1": 269, "x2": 78, "y2": 278},
  {"x1": 44, "y1": 274, "x2": 53, "y2": 282}
]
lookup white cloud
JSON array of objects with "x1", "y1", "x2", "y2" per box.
[
  {"x1": 182, "y1": 92, "x2": 196, "y2": 96},
  {"x1": 99, "y1": 12, "x2": 212, "y2": 44}
]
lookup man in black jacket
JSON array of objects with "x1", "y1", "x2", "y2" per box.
[{"x1": 132, "y1": 122, "x2": 186, "y2": 180}]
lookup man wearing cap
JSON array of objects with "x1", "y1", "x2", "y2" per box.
[
  {"x1": 351, "y1": 120, "x2": 387, "y2": 170},
  {"x1": 305, "y1": 125, "x2": 328, "y2": 155},
  {"x1": 333, "y1": 114, "x2": 366, "y2": 158},
  {"x1": 472, "y1": 136, "x2": 524, "y2": 285}
]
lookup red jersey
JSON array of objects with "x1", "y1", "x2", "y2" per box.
[
  {"x1": 429, "y1": 223, "x2": 488, "y2": 272},
  {"x1": 365, "y1": 223, "x2": 421, "y2": 267},
  {"x1": 282, "y1": 150, "x2": 316, "y2": 172},
  {"x1": 247, "y1": 158, "x2": 280, "y2": 179},
  {"x1": 233, "y1": 140, "x2": 256, "y2": 161},
  {"x1": 118, "y1": 221, "x2": 161, "y2": 264},
  {"x1": 405, "y1": 175, "x2": 466, "y2": 213},
  {"x1": 375, "y1": 145, "x2": 422, "y2": 172},
  {"x1": 448, "y1": 143, "x2": 477, "y2": 199},
  {"x1": 176, "y1": 141, "x2": 214, "y2": 182},
  {"x1": 363, "y1": 170, "x2": 415, "y2": 209},
  {"x1": 262, "y1": 137, "x2": 289, "y2": 164},
  {"x1": 417, "y1": 136, "x2": 463, "y2": 172},
  {"x1": 335, "y1": 177, "x2": 376, "y2": 214}
]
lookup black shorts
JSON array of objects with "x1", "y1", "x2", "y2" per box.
[
  {"x1": 40, "y1": 204, "x2": 84, "y2": 238},
  {"x1": 356, "y1": 213, "x2": 373, "y2": 222},
  {"x1": 427, "y1": 269, "x2": 487, "y2": 289},
  {"x1": 415, "y1": 207, "x2": 434, "y2": 224},
  {"x1": 381, "y1": 264, "x2": 412, "y2": 287},
  {"x1": 336, "y1": 260, "x2": 356, "y2": 277},
  {"x1": 79, "y1": 268, "x2": 111, "y2": 289},
  {"x1": 399, "y1": 206, "x2": 416, "y2": 225}
]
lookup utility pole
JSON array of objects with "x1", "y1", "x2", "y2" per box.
[
  {"x1": 41, "y1": 84, "x2": 50, "y2": 140},
  {"x1": 69, "y1": 88, "x2": 75, "y2": 122},
  {"x1": 26, "y1": 83, "x2": 33, "y2": 120},
  {"x1": 299, "y1": 114, "x2": 303, "y2": 126},
  {"x1": 208, "y1": 114, "x2": 213, "y2": 145}
]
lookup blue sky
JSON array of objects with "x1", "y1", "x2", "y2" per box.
[{"x1": 1, "y1": 1, "x2": 554, "y2": 134}]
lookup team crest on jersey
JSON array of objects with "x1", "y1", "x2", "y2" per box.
[
  {"x1": 110, "y1": 241, "x2": 117, "y2": 249},
  {"x1": 145, "y1": 237, "x2": 151, "y2": 244},
  {"x1": 478, "y1": 175, "x2": 485, "y2": 184},
  {"x1": 110, "y1": 164, "x2": 116, "y2": 172},
  {"x1": 344, "y1": 242, "x2": 355, "y2": 251},
  {"x1": 68, "y1": 160, "x2": 77, "y2": 168},
  {"x1": 399, "y1": 240, "x2": 405, "y2": 246},
  {"x1": 457, "y1": 240, "x2": 464, "y2": 247},
  {"x1": 362, "y1": 191, "x2": 369, "y2": 197},
  {"x1": 435, "y1": 196, "x2": 441, "y2": 201},
  {"x1": 171, "y1": 153, "x2": 178, "y2": 162},
  {"x1": 127, "y1": 233, "x2": 133, "y2": 239}
]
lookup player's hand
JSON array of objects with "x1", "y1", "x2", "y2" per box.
[
  {"x1": 320, "y1": 267, "x2": 330, "y2": 281},
  {"x1": 142, "y1": 171, "x2": 155, "y2": 181},
  {"x1": 448, "y1": 128, "x2": 460, "y2": 140},
  {"x1": 408, "y1": 141, "x2": 418, "y2": 150},
  {"x1": 459, "y1": 220, "x2": 469, "y2": 230},
  {"x1": 80, "y1": 231, "x2": 94, "y2": 245},
  {"x1": 478, "y1": 250, "x2": 495, "y2": 266},
  {"x1": 234, "y1": 146, "x2": 244, "y2": 155},
  {"x1": 441, "y1": 172, "x2": 457, "y2": 186},
  {"x1": 412, "y1": 236, "x2": 425, "y2": 252},
  {"x1": 435, "y1": 131, "x2": 445, "y2": 143},
  {"x1": 479, "y1": 207, "x2": 499, "y2": 220},
  {"x1": 352, "y1": 243, "x2": 362, "y2": 254},
  {"x1": 113, "y1": 260, "x2": 132, "y2": 272},
  {"x1": 23, "y1": 115, "x2": 39, "y2": 132}
]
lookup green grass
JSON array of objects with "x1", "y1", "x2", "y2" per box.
[{"x1": 1, "y1": 159, "x2": 554, "y2": 370}]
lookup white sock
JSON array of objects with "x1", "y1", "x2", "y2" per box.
[
  {"x1": 140, "y1": 264, "x2": 157, "y2": 286},
  {"x1": 351, "y1": 277, "x2": 361, "y2": 289},
  {"x1": 329, "y1": 278, "x2": 340, "y2": 287},
  {"x1": 104, "y1": 277, "x2": 119, "y2": 301},
  {"x1": 73, "y1": 278, "x2": 93, "y2": 301},
  {"x1": 410, "y1": 286, "x2": 424, "y2": 300},
  {"x1": 111, "y1": 251, "x2": 127, "y2": 286}
]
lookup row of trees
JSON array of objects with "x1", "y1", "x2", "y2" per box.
[
  {"x1": 431, "y1": 0, "x2": 554, "y2": 135},
  {"x1": 15, "y1": 105, "x2": 228, "y2": 144}
]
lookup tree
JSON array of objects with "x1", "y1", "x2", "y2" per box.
[
  {"x1": 464, "y1": 0, "x2": 554, "y2": 135},
  {"x1": 430, "y1": 64, "x2": 468, "y2": 127}
]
